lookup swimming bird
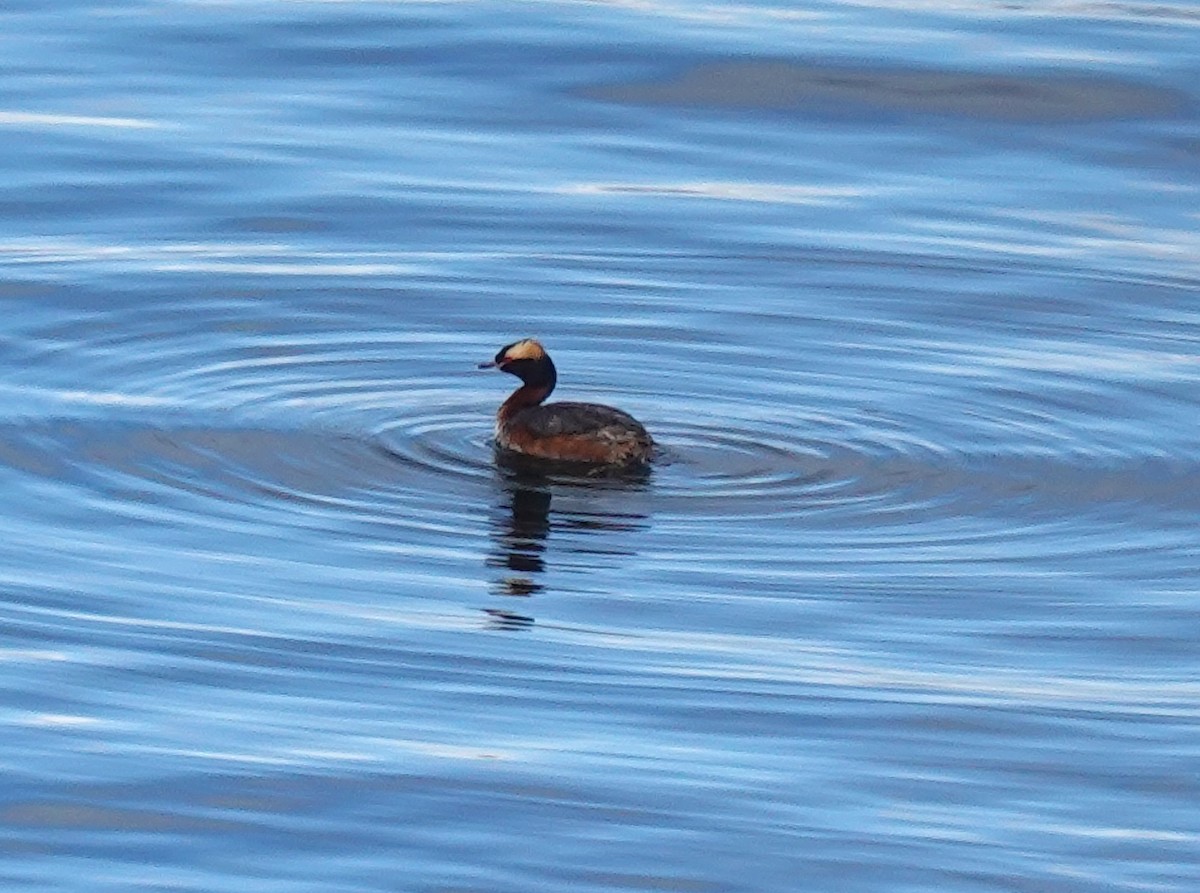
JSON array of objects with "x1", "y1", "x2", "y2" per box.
[{"x1": 479, "y1": 339, "x2": 654, "y2": 466}]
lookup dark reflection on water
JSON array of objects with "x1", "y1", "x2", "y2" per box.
[
  {"x1": 584, "y1": 58, "x2": 1187, "y2": 122},
  {"x1": 486, "y1": 456, "x2": 651, "y2": 620},
  {"x1": 488, "y1": 474, "x2": 552, "y2": 595}
]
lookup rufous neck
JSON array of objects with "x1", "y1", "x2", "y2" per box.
[{"x1": 499, "y1": 384, "x2": 552, "y2": 421}]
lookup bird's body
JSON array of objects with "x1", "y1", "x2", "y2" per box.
[{"x1": 480, "y1": 339, "x2": 653, "y2": 466}]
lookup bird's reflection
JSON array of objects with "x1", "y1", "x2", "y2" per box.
[
  {"x1": 487, "y1": 478, "x2": 552, "y2": 596},
  {"x1": 484, "y1": 456, "x2": 651, "y2": 628},
  {"x1": 482, "y1": 607, "x2": 536, "y2": 631}
]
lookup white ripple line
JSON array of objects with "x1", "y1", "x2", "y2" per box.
[
  {"x1": 563, "y1": 180, "x2": 877, "y2": 206},
  {"x1": 0, "y1": 110, "x2": 161, "y2": 130}
]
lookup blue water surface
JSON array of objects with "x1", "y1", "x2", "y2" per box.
[{"x1": 1, "y1": 1, "x2": 1198, "y2": 891}]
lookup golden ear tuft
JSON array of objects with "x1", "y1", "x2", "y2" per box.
[{"x1": 503, "y1": 338, "x2": 546, "y2": 361}]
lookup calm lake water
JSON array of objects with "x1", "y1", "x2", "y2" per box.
[{"x1": 3, "y1": 1, "x2": 1199, "y2": 891}]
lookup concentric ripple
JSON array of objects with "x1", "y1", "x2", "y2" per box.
[
  {"x1": 3, "y1": 244, "x2": 1196, "y2": 591},
  {"x1": 2, "y1": 371, "x2": 1194, "y2": 574},
  {"x1": 371, "y1": 405, "x2": 496, "y2": 484}
]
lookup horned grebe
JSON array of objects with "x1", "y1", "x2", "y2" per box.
[{"x1": 479, "y1": 339, "x2": 654, "y2": 466}]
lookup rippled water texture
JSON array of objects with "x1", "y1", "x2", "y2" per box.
[
  {"x1": 2, "y1": 1, "x2": 1199, "y2": 891},
  {"x1": 584, "y1": 58, "x2": 1187, "y2": 121}
]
